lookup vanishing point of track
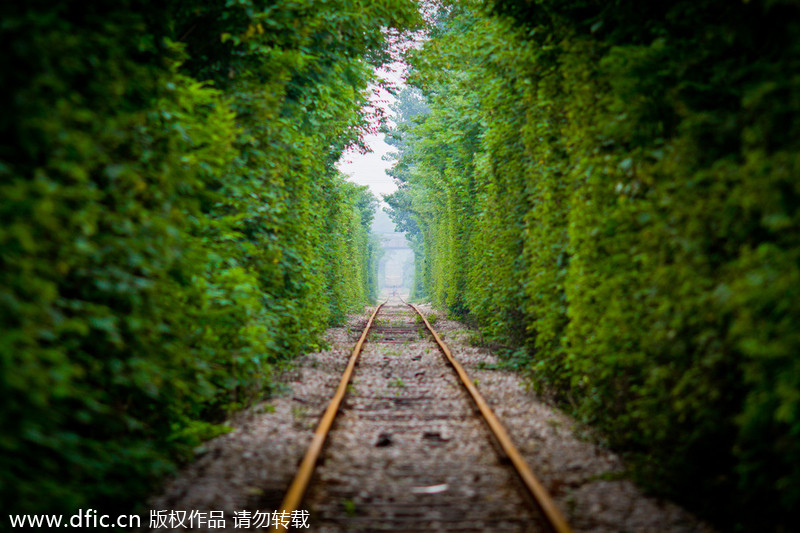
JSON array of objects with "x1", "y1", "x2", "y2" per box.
[{"x1": 276, "y1": 298, "x2": 572, "y2": 532}]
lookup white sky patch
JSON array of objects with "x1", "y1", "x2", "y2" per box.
[
  {"x1": 338, "y1": 21, "x2": 428, "y2": 202},
  {"x1": 338, "y1": 64, "x2": 405, "y2": 200},
  {"x1": 337, "y1": 128, "x2": 397, "y2": 199}
]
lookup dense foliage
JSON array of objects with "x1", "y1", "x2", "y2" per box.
[
  {"x1": 1, "y1": 0, "x2": 418, "y2": 518},
  {"x1": 387, "y1": 0, "x2": 800, "y2": 529}
]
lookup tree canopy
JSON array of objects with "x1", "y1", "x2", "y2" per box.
[
  {"x1": 1, "y1": 0, "x2": 420, "y2": 516},
  {"x1": 386, "y1": 0, "x2": 800, "y2": 529}
]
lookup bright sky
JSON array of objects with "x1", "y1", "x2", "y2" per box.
[
  {"x1": 338, "y1": 21, "x2": 429, "y2": 201},
  {"x1": 337, "y1": 60, "x2": 407, "y2": 201},
  {"x1": 337, "y1": 127, "x2": 398, "y2": 199}
]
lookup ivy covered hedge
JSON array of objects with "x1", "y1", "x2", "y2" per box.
[
  {"x1": 387, "y1": 0, "x2": 799, "y2": 529},
  {"x1": 1, "y1": 0, "x2": 418, "y2": 518}
]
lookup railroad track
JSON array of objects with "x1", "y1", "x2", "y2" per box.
[{"x1": 276, "y1": 298, "x2": 572, "y2": 532}]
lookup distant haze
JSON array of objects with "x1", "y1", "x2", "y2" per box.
[{"x1": 372, "y1": 209, "x2": 397, "y2": 234}]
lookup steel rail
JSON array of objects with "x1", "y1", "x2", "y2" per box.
[
  {"x1": 275, "y1": 302, "x2": 384, "y2": 531},
  {"x1": 406, "y1": 302, "x2": 573, "y2": 533}
]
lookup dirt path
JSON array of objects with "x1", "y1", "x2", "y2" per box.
[{"x1": 145, "y1": 298, "x2": 713, "y2": 533}]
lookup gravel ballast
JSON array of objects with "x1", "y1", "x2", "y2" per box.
[{"x1": 145, "y1": 298, "x2": 714, "y2": 533}]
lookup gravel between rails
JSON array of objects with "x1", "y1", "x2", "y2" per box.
[
  {"x1": 145, "y1": 298, "x2": 715, "y2": 533},
  {"x1": 303, "y1": 301, "x2": 542, "y2": 532}
]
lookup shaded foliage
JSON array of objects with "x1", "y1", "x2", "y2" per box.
[
  {"x1": 1, "y1": 0, "x2": 419, "y2": 518},
  {"x1": 389, "y1": 0, "x2": 800, "y2": 529}
]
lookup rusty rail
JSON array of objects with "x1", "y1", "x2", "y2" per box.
[
  {"x1": 406, "y1": 302, "x2": 573, "y2": 533},
  {"x1": 277, "y1": 299, "x2": 572, "y2": 532},
  {"x1": 275, "y1": 302, "x2": 384, "y2": 530}
]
